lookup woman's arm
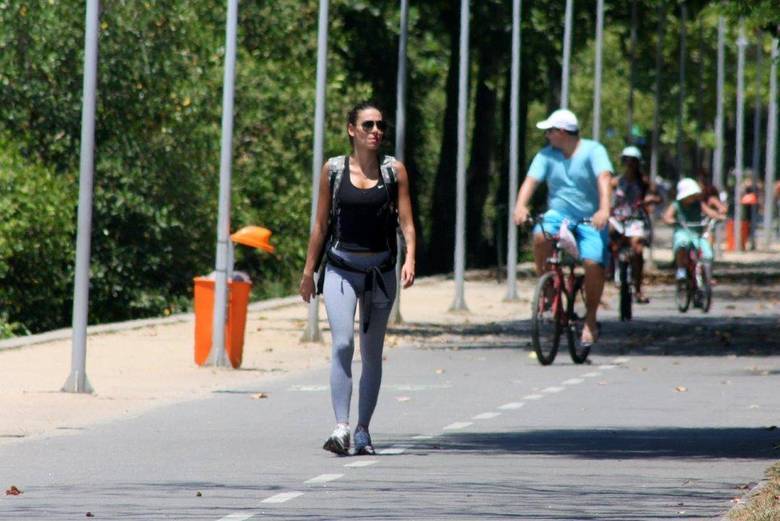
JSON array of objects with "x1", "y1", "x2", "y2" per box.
[
  {"x1": 701, "y1": 200, "x2": 725, "y2": 220},
  {"x1": 662, "y1": 201, "x2": 677, "y2": 225},
  {"x1": 395, "y1": 161, "x2": 416, "y2": 288},
  {"x1": 299, "y1": 163, "x2": 332, "y2": 302}
]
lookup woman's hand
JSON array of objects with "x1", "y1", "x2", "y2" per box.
[
  {"x1": 299, "y1": 273, "x2": 315, "y2": 302},
  {"x1": 401, "y1": 260, "x2": 415, "y2": 289}
]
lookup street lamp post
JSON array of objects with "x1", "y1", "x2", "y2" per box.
[
  {"x1": 713, "y1": 16, "x2": 725, "y2": 192},
  {"x1": 763, "y1": 37, "x2": 778, "y2": 249},
  {"x1": 505, "y1": 0, "x2": 522, "y2": 301},
  {"x1": 592, "y1": 0, "x2": 604, "y2": 141},
  {"x1": 734, "y1": 23, "x2": 747, "y2": 252},
  {"x1": 560, "y1": 0, "x2": 573, "y2": 109},
  {"x1": 207, "y1": 0, "x2": 240, "y2": 367},
  {"x1": 390, "y1": 0, "x2": 409, "y2": 324},
  {"x1": 63, "y1": 0, "x2": 100, "y2": 393},
  {"x1": 302, "y1": 0, "x2": 330, "y2": 342},
  {"x1": 451, "y1": 0, "x2": 469, "y2": 311}
]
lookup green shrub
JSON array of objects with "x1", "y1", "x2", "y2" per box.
[{"x1": 0, "y1": 137, "x2": 75, "y2": 334}]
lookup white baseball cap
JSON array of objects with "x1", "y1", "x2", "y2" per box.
[
  {"x1": 621, "y1": 145, "x2": 642, "y2": 160},
  {"x1": 536, "y1": 109, "x2": 579, "y2": 132},
  {"x1": 676, "y1": 178, "x2": 702, "y2": 201}
]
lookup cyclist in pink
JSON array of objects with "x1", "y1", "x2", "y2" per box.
[{"x1": 513, "y1": 109, "x2": 613, "y2": 346}]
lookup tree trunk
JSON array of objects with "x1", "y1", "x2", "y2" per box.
[
  {"x1": 466, "y1": 46, "x2": 499, "y2": 267},
  {"x1": 427, "y1": 15, "x2": 462, "y2": 274}
]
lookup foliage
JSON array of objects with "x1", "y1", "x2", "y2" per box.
[
  {"x1": 0, "y1": 136, "x2": 74, "y2": 334},
  {"x1": 0, "y1": 1, "x2": 776, "y2": 334}
]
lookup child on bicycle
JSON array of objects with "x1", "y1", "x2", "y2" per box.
[
  {"x1": 608, "y1": 146, "x2": 660, "y2": 303},
  {"x1": 663, "y1": 178, "x2": 725, "y2": 281}
]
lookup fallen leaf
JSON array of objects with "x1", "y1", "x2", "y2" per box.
[
  {"x1": 435, "y1": 368, "x2": 445, "y2": 375},
  {"x1": 675, "y1": 386, "x2": 688, "y2": 392},
  {"x1": 5, "y1": 485, "x2": 22, "y2": 496},
  {"x1": 250, "y1": 393, "x2": 269, "y2": 400},
  {"x1": 196, "y1": 491, "x2": 202, "y2": 497},
  {"x1": 396, "y1": 396, "x2": 411, "y2": 402},
  {"x1": 598, "y1": 380, "x2": 608, "y2": 385}
]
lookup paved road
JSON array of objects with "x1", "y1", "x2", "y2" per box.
[{"x1": 2, "y1": 280, "x2": 779, "y2": 520}]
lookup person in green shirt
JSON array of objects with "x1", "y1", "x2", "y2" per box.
[{"x1": 662, "y1": 178, "x2": 726, "y2": 280}]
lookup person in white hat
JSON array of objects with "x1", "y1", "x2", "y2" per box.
[
  {"x1": 662, "y1": 177, "x2": 725, "y2": 281},
  {"x1": 608, "y1": 146, "x2": 661, "y2": 304},
  {"x1": 513, "y1": 108, "x2": 613, "y2": 346}
]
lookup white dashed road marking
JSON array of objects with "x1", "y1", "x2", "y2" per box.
[
  {"x1": 472, "y1": 412, "x2": 501, "y2": 420},
  {"x1": 562, "y1": 378, "x2": 584, "y2": 385},
  {"x1": 412, "y1": 434, "x2": 436, "y2": 440},
  {"x1": 613, "y1": 357, "x2": 631, "y2": 364},
  {"x1": 345, "y1": 459, "x2": 378, "y2": 468},
  {"x1": 523, "y1": 394, "x2": 544, "y2": 400},
  {"x1": 443, "y1": 421, "x2": 473, "y2": 431},
  {"x1": 304, "y1": 473, "x2": 343, "y2": 484},
  {"x1": 262, "y1": 492, "x2": 304, "y2": 504},
  {"x1": 599, "y1": 364, "x2": 617, "y2": 370},
  {"x1": 498, "y1": 402, "x2": 525, "y2": 410},
  {"x1": 217, "y1": 514, "x2": 254, "y2": 521},
  {"x1": 541, "y1": 386, "x2": 565, "y2": 394},
  {"x1": 581, "y1": 371, "x2": 601, "y2": 378},
  {"x1": 289, "y1": 385, "x2": 329, "y2": 391}
]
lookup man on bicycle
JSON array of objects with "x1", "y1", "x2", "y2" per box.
[{"x1": 513, "y1": 109, "x2": 613, "y2": 346}]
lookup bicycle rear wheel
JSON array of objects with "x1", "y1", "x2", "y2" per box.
[
  {"x1": 618, "y1": 260, "x2": 632, "y2": 321},
  {"x1": 566, "y1": 275, "x2": 591, "y2": 364},
  {"x1": 531, "y1": 271, "x2": 562, "y2": 366}
]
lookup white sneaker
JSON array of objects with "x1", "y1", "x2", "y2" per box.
[{"x1": 323, "y1": 424, "x2": 350, "y2": 456}]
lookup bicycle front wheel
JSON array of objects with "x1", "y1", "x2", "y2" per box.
[
  {"x1": 619, "y1": 260, "x2": 632, "y2": 321},
  {"x1": 531, "y1": 271, "x2": 562, "y2": 366},
  {"x1": 566, "y1": 275, "x2": 591, "y2": 364},
  {"x1": 676, "y1": 277, "x2": 691, "y2": 313},
  {"x1": 700, "y1": 264, "x2": 712, "y2": 313}
]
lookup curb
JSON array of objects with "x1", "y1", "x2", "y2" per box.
[{"x1": 0, "y1": 294, "x2": 301, "y2": 353}]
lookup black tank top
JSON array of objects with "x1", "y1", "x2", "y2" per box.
[{"x1": 335, "y1": 170, "x2": 391, "y2": 252}]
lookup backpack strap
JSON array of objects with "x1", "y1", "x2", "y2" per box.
[
  {"x1": 328, "y1": 155, "x2": 347, "y2": 216},
  {"x1": 379, "y1": 154, "x2": 398, "y2": 204}
]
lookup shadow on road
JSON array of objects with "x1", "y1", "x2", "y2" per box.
[
  {"x1": 390, "y1": 282, "x2": 780, "y2": 357},
  {"x1": 393, "y1": 427, "x2": 780, "y2": 461}
]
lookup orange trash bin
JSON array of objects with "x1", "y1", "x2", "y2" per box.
[
  {"x1": 725, "y1": 218, "x2": 749, "y2": 251},
  {"x1": 193, "y1": 277, "x2": 252, "y2": 368}
]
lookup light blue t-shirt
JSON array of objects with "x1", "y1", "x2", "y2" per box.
[{"x1": 527, "y1": 139, "x2": 614, "y2": 220}]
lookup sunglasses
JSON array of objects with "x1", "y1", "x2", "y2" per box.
[{"x1": 360, "y1": 120, "x2": 387, "y2": 132}]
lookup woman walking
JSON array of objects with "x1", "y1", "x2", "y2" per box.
[{"x1": 300, "y1": 101, "x2": 416, "y2": 456}]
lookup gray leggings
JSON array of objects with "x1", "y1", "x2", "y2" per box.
[{"x1": 323, "y1": 249, "x2": 396, "y2": 427}]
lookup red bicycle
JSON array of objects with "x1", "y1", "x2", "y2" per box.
[{"x1": 528, "y1": 216, "x2": 590, "y2": 366}]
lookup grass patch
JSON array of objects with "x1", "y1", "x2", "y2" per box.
[{"x1": 729, "y1": 462, "x2": 780, "y2": 521}]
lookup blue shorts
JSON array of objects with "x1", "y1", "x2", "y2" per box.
[{"x1": 533, "y1": 209, "x2": 609, "y2": 266}]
